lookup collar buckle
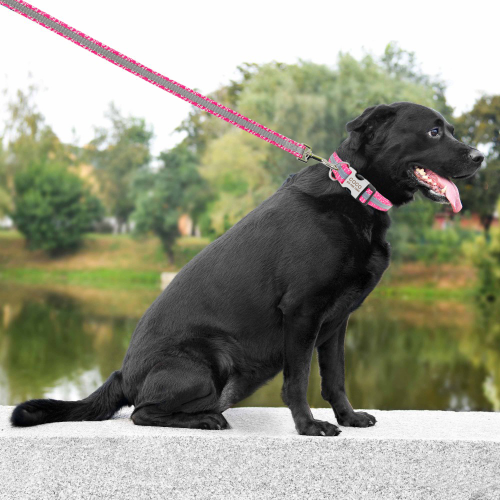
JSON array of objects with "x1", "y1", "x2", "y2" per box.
[{"x1": 329, "y1": 165, "x2": 377, "y2": 203}]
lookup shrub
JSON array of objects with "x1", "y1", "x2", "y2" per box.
[
  {"x1": 12, "y1": 163, "x2": 104, "y2": 254},
  {"x1": 463, "y1": 227, "x2": 500, "y2": 304}
]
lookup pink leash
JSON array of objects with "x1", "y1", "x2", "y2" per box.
[{"x1": 1, "y1": 0, "x2": 392, "y2": 212}]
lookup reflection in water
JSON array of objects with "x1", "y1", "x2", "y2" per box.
[
  {"x1": 0, "y1": 289, "x2": 137, "y2": 405},
  {"x1": 0, "y1": 284, "x2": 497, "y2": 411}
]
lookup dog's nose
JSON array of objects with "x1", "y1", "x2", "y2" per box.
[{"x1": 469, "y1": 149, "x2": 484, "y2": 164}]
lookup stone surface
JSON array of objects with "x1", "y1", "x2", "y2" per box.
[{"x1": 1, "y1": 406, "x2": 500, "y2": 499}]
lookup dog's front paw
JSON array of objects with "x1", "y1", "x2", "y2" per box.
[
  {"x1": 296, "y1": 418, "x2": 341, "y2": 436},
  {"x1": 337, "y1": 411, "x2": 376, "y2": 428}
]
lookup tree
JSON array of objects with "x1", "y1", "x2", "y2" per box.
[
  {"x1": 12, "y1": 162, "x2": 104, "y2": 254},
  {"x1": 0, "y1": 140, "x2": 10, "y2": 216},
  {"x1": 178, "y1": 45, "x2": 451, "y2": 236},
  {"x1": 87, "y1": 104, "x2": 153, "y2": 231},
  {"x1": 0, "y1": 85, "x2": 72, "y2": 214},
  {"x1": 199, "y1": 129, "x2": 274, "y2": 234},
  {"x1": 133, "y1": 144, "x2": 211, "y2": 263},
  {"x1": 455, "y1": 95, "x2": 500, "y2": 232}
]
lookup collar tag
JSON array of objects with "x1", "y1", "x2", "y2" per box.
[{"x1": 330, "y1": 165, "x2": 376, "y2": 202}]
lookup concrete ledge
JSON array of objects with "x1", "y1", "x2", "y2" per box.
[{"x1": 1, "y1": 407, "x2": 500, "y2": 499}]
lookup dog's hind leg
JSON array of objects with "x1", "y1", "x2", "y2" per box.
[
  {"x1": 130, "y1": 358, "x2": 229, "y2": 430},
  {"x1": 317, "y1": 318, "x2": 376, "y2": 428},
  {"x1": 132, "y1": 406, "x2": 229, "y2": 429}
]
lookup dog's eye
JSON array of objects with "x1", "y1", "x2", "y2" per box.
[{"x1": 428, "y1": 127, "x2": 440, "y2": 137}]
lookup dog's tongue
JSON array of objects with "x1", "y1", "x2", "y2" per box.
[{"x1": 436, "y1": 174, "x2": 462, "y2": 213}]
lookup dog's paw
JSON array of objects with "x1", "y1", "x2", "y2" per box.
[
  {"x1": 297, "y1": 419, "x2": 341, "y2": 437},
  {"x1": 196, "y1": 412, "x2": 230, "y2": 430},
  {"x1": 337, "y1": 411, "x2": 376, "y2": 428}
]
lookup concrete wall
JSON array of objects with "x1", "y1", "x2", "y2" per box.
[{"x1": 1, "y1": 406, "x2": 500, "y2": 499}]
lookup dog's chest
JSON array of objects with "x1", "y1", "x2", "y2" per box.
[
  {"x1": 325, "y1": 235, "x2": 390, "y2": 322},
  {"x1": 352, "y1": 238, "x2": 390, "y2": 308}
]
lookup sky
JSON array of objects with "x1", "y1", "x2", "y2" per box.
[{"x1": 0, "y1": 0, "x2": 498, "y2": 157}]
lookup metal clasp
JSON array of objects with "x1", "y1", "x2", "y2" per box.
[
  {"x1": 297, "y1": 143, "x2": 313, "y2": 163},
  {"x1": 298, "y1": 144, "x2": 339, "y2": 171}
]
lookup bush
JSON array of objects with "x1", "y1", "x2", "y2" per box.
[
  {"x1": 464, "y1": 227, "x2": 500, "y2": 304},
  {"x1": 417, "y1": 226, "x2": 478, "y2": 263},
  {"x1": 12, "y1": 163, "x2": 104, "y2": 254}
]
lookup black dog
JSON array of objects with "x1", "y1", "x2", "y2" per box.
[{"x1": 11, "y1": 102, "x2": 483, "y2": 436}]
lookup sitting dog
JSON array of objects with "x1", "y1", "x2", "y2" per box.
[{"x1": 11, "y1": 102, "x2": 483, "y2": 436}]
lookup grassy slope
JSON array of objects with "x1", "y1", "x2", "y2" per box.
[
  {"x1": 0, "y1": 232, "x2": 209, "y2": 290},
  {"x1": 0, "y1": 231, "x2": 476, "y2": 299}
]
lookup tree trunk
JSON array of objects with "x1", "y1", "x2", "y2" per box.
[
  {"x1": 161, "y1": 239, "x2": 175, "y2": 265},
  {"x1": 481, "y1": 214, "x2": 494, "y2": 234}
]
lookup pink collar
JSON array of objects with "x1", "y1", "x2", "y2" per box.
[{"x1": 328, "y1": 152, "x2": 392, "y2": 211}]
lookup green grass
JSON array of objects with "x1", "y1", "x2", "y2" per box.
[
  {"x1": 0, "y1": 268, "x2": 160, "y2": 290},
  {"x1": 371, "y1": 285, "x2": 473, "y2": 301},
  {"x1": 0, "y1": 231, "x2": 477, "y2": 298}
]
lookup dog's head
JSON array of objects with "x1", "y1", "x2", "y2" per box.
[{"x1": 344, "y1": 102, "x2": 484, "y2": 211}]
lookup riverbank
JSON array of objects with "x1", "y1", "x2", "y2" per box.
[{"x1": 0, "y1": 231, "x2": 477, "y2": 299}]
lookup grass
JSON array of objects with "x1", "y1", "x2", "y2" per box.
[
  {"x1": 0, "y1": 231, "x2": 208, "y2": 272},
  {"x1": 371, "y1": 285, "x2": 474, "y2": 301},
  {"x1": 0, "y1": 231, "x2": 477, "y2": 298},
  {"x1": 0, "y1": 268, "x2": 160, "y2": 290}
]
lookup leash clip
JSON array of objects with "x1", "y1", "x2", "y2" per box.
[
  {"x1": 298, "y1": 144, "x2": 339, "y2": 170},
  {"x1": 331, "y1": 165, "x2": 377, "y2": 203},
  {"x1": 297, "y1": 143, "x2": 313, "y2": 163},
  {"x1": 320, "y1": 158, "x2": 340, "y2": 171}
]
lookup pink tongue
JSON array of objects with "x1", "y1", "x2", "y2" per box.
[{"x1": 434, "y1": 173, "x2": 462, "y2": 213}]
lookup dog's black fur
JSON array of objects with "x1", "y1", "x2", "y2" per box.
[{"x1": 12, "y1": 102, "x2": 483, "y2": 435}]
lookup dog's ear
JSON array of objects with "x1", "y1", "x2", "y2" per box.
[{"x1": 346, "y1": 104, "x2": 396, "y2": 150}]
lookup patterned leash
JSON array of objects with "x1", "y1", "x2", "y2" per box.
[{"x1": 0, "y1": 0, "x2": 392, "y2": 211}]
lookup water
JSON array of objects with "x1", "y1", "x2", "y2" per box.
[{"x1": 0, "y1": 283, "x2": 498, "y2": 411}]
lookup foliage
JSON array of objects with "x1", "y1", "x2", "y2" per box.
[
  {"x1": 0, "y1": 85, "x2": 72, "y2": 215},
  {"x1": 387, "y1": 195, "x2": 438, "y2": 261},
  {"x1": 455, "y1": 95, "x2": 500, "y2": 231},
  {"x1": 199, "y1": 130, "x2": 273, "y2": 234},
  {"x1": 178, "y1": 44, "x2": 452, "y2": 235},
  {"x1": 380, "y1": 43, "x2": 452, "y2": 119},
  {"x1": 463, "y1": 216, "x2": 500, "y2": 304},
  {"x1": 87, "y1": 104, "x2": 153, "y2": 229},
  {"x1": 133, "y1": 144, "x2": 211, "y2": 262},
  {"x1": 388, "y1": 194, "x2": 479, "y2": 263},
  {"x1": 0, "y1": 140, "x2": 11, "y2": 216},
  {"x1": 11, "y1": 162, "x2": 104, "y2": 254}
]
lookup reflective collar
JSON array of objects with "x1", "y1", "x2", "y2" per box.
[{"x1": 328, "y1": 152, "x2": 392, "y2": 212}]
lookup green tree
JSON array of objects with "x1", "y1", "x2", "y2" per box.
[
  {"x1": 87, "y1": 104, "x2": 153, "y2": 232},
  {"x1": 199, "y1": 129, "x2": 273, "y2": 234},
  {"x1": 133, "y1": 144, "x2": 210, "y2": 262},
  {"x1": 178, "y1": 45, "x2": 451, "y2": 236},
  {"x1": 0, "y1": 85, "x2": 72, "y2": 213},
  {"x1": 0, "y1": 140, "x2": 10, "y2": 216},
  {"x1": 456, "y1": 95, "x2": 500, "y2": 232},
  {"x1": 12, "y1": 162, "x2": 104, "y2": 254}
]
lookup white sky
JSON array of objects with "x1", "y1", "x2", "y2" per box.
[{"x1": 0, "y1": 0, "x2": 498, "y2": 157}]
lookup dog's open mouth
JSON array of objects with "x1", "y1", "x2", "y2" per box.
[{"x1": 413, "y1": 167, "x2": 462, "y2": 213}]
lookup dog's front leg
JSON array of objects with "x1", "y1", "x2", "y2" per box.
[
  {"x1": 281, "y1": 312, "x2": 341, "y2": 436},
  {"x1": 317, "y1": 318, "x2": 376, "y2": 427}
]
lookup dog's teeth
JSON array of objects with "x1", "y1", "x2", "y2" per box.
[{"x1": 442, "y1": 186, "x2": 447, "y2": 193}]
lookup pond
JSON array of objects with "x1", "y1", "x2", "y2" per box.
[{"x1": 0, "y1": 282, "x2": 498, "y2": 411}]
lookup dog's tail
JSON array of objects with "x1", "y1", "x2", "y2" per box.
[{"x1": 11, "y1": 370, "x2": 128, "y2": 427}]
